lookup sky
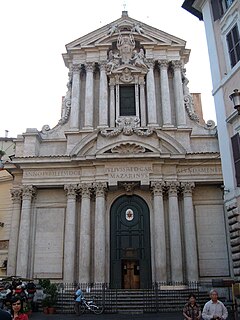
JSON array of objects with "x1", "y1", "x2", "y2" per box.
[{"x1": 0, "y1": 0, "x2": 216, "y2": 138}]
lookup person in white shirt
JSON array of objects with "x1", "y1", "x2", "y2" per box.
[{"x1": 202, "y1": 289, "x2": 228, "y2": 320}]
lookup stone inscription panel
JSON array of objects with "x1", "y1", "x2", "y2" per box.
[
  {"x1": 177, "y1": 166, "x2": 222, "y2": 175},
  {"x1": 24, "y1": 169, "x2": 81, "y2": 178},
  {"x1": 105, "y1": 165, "x2": 152, "y2": 185}
]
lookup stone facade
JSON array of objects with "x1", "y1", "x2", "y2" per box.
[{"x1": 6, "y1": 12, "x2": 230, "y2": 286}]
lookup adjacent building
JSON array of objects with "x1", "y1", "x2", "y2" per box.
[
  {"x1": 182, "y1": 0, "x2": 240, "y2": 278},
  {"x1": 5, "y1": 12, "x2": 230, "y2": 287}
]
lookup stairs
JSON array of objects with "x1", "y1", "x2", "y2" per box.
[{"x1": 54, "y1": 287, "x2": 210, "y2": 314}]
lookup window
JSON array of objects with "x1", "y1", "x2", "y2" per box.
[
  {"x1": 211, "y1": 0, "x2": 235, "y2": 20},
  {"x1": 120, "y1": 86, "x2": 136, "y2": 116},
  {"x1": 227, "y1": 24, "x2": 240, "y2": 68},
  {"x1": 231, "y1": 133, "x2": 240, "y2": 186}
]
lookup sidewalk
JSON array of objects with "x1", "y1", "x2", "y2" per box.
[{"x1": 29, "y1": 311, "x2": 183, "y2": 319}]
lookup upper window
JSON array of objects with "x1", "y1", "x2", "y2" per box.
[
  {"x1": 231, "y1": 133, "x2": 240, "y2": 186},
  {"x1": 211, "y1": 0, "x2": 235, "y2": 20},
  {"x1": 120, "y1": 86, "x2": 136, "y2": 116},
  {"x1": 226, "y1": 24, "x2": 240, "y2": 68}
]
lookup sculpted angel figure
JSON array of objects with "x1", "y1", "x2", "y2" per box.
[
  {"x1": 131, "y1": 48, "x2": 148, "y2": 69},
  {"x1": 106, "y1": 49, "x2": 120, "y2": 73},
  {"x1": 131, "y1": 23, "x2": 144, "y2": 34},
  {"x1": 107, "y1": 24, "x2": 118, "y2": 36}
]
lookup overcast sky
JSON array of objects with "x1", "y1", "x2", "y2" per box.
[{"x1": 0, "y1": 0, "x2": 216, "y2": 138}]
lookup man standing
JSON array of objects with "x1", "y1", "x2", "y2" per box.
[
  {"x1": 0, "y1": 309, "x2": 11, "y2": 320},
  {"x1": 202, "y1": 289, "x2": 228, "y2": 320},
  {"x1": 74, "y1": 285, "x2": 83, "y2": 315}
]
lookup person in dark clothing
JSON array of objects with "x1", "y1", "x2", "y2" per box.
[{"x1": 0, "y1": 309, "x2": 12, "y2": 320}]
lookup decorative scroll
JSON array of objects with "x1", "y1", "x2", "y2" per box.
[
  {"x1": 100, "y1": 117, "x2": 153, "y2": 137},
  {"x1": 182, "y1": 68, "x2": 199, "y2": 122}
]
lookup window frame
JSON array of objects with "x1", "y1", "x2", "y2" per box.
[{"x1": 226, "y1": 24, "x2": 240, "y2": 68}]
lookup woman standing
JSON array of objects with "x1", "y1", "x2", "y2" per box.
[
  {"x1": 10, "y1": 296, "x2": 28, "y2": 320},
  {"x1": 183, "y1": 293, "x2": 201, "y2": 320}
]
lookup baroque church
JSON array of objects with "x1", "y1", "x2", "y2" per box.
[{"x1": 6, "y1": 12, "x2": 231, "y2": 288}]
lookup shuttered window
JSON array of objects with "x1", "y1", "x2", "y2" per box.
[
  {"x1": 227, "y1": 24, "x2": 240, "y2": 68},
  {"x1": 120, "y1": 86, "x2": 136, "y2": 116},
  {"x1": 231, "y1": 133, "x2": 240, "y2": 186},
  {"x1": 211, "y1": 0, "x2": 235, "y2": 20}
]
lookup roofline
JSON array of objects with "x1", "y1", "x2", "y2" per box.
[{"x1": 181, "y1": 0, "x2": 203, "y2": 21}]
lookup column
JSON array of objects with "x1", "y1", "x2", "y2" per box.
[
  {"x1": 146, "y1": 60, "x2": 158, "y2": 126},
  {"x1": 172, "y1": 60, "x2": 186, "y2": 127},
  {"x1": 135, "y1": 76, "x2": 140, "y2": 118},
  {"x1": 70, "y1": 64, "x2": 81, "y2": 129},
  {"x1": 115, "y1": 76, "x2": 120, "y2": 119},
  {"x1": 109, "y1": 78, "x2": 115, "y2": 127},
  {"x1": 182, "y1": 182, "x2": 199, "y2": 281},
  {"x1": 98, "y1": 63, "x2": 108, "y2": 128},
  {"x1": 167, "y1": 181, "x2": 183, "y2": 282},
  {"x1": 84, "y1": 63, "x2": 94, "y2": 129},
  {"x1": 159, "y1": 60, "x2": 172, "y2": 126},
  {"x1": 78, "y1": 183, "x2": 92, "y2": 283},
  {"x1": 7, "y1": 188, "x2": 22, "y2": 276},
  {"x1": 151, "y1": 181, "x2": 167, "y2": 281},
  {"x1": 63, "y1": 184, "x2": 78, "y2": 282},
  {"x1": 139, "y1": 76, "x2": 146, "y2": 126},
  {"x1": 16, "y1": 185, "x2": 36, "y2": 278},
  {"x1": 93, "y1": 182, "x2": 107, "y2": 283}
]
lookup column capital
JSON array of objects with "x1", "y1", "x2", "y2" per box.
[
  {"x1": 158, "y1": 59, "x2": 169, "y2": 69},
  {"x1": 64, "y1": 184, "x2": 78, "y2": 198},
  {"x1": 151, "y1": 181, "x2": 165, "y2": 196},
  {"x1": 99, "y1": 62, "x2": 107, "y2": 72},
  {"x1": 171, "y1": 60, "x2": 182, "y2": 70},
  {"x1": 166, "y1": 181, "x2": 180, "y2": 196},
  {"x1": 146, "y1": 59, "x2": 154, "y2": 69},
  {"x1": 79, "y1": 183, "x2": 92, "y2": 198},
  {"x1": 181, "y1": 182, "x2": 195, "y2": 195},
  {"x1": 71, "y1": 64, "x2": 81, "y2": 73},
  {"x1": 22, "y1": 185, "x2": 36, "y2": 200},
  {"x1": 93, "y1": 182, "x2": 107, "y2": 197},
  {"x1": 10, "y1": 188, "x2": 22, "y2": 203},
  {"x1": 85, "y1": 62, "x2": 95, "y2": 72}
]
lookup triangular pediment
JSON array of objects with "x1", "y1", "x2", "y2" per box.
[{"x1": 66, "y1": 13, "x2": 186, "y2": 51}]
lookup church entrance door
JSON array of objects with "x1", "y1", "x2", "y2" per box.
[
  {"x1": 122, "y1": 259, "x2": 140, "y2": 289},
  {"x1": 110, "y1": 195, "x2": 152, "y2": 289}
]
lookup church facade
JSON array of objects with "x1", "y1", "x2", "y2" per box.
[{"x1": 6, "y1": 12, "x2": 231, "y2": 288}]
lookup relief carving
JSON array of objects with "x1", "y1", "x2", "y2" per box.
[{"x1": 111, "y1": 143, "x2": 145, "y2": 154}]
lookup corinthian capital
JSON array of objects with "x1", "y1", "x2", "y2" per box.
[
  {"x1": 158, "y1": 60, "x2": 169, "y2": 69},
  {"x1": 72, "y1": 64, "x2": 81, "y2": 73},
  {"x1": 22, "y1": 185, "x2": 36, "y2": 200},
  {"x1": 10, "y1": 188, "x2": 22, "y2": 203},
  {"x1": 151, "y1": 181, "x2": 164, "y2": 196},
  {"x1": 85, "y1": 62, "x2": 95, "y2": 72},
  {"x1": 171, "y1": 60, "x2": 182, "y2": 70},
  {"x1": 64, "y1": 184, "x2": 78, "y2": 198},
  {"x1": 99, "y1": 63, "x2": 107, "y2": 72},
  {"x1": 181, "y1": 182, "x2": 195, "y2": 195},
  {"x1": 166, "y1": 181, "x2": 180, "y2": 196},
  {"x1": 79, "y1": 183, "x2": 92, "y2": 198},
  {"x1": 93, "y1": 182, "x2": 108, "y2": 197}
]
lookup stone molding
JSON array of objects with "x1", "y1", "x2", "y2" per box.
[
  {"x1": 10, "y1": 188, "x2": 22, "y2": 203},
  {"x1": 158, "y1": 60, "x2": 169, "y2": 69},
  {"x1": 64, "y1": 184, "x2": 78, "y2": 198},
  {"x1": 166, "y1": 181, "x2": 180, "y2": 196},
  {"x1": 181, "y1": 182, "x2": 195, "y2": 195},
  {"x1": 151, "y1": 181, "x2": 165, "y2": 196},
  {"x1": 79, "y1": 183, "x2": 92, "y2": 198},
  {"x1": 22, "y1": 185, "x2": 36, "y2": 200},
  {"x1": 93, "y1": 182, "x2": 108, "y2": 197}
]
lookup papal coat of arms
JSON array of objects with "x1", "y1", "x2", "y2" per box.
[{"x1": 125, "y1": 209, "x2": 134, "y2": 221}]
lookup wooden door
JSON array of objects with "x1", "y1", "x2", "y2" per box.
[{"x1": 122, "y1": 260, "x2": 140, "y2": 289}]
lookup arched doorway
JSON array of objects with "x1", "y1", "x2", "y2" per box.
[{"x1": 110, "y1": 195, "x2": 152, "y2": 289}]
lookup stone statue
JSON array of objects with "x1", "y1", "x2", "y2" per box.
[
  {"x1": 106, "y1": 49, "x2": 120, "y2": 73},
  {"x1": 117, "y1": 33, "x2": 135, "y2": 64},
  {"x1": 131, "y1": 48, "x2": 148, "y2": 69},
  {"x1": 131, "y1": 23, "x2": 144, "y2": 34},
  {"x1": 107, "y1": 24, "x2": 119, "y2": 36}
]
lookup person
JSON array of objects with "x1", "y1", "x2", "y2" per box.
[
  {"x1": 183, "y1": 293, "x2": 201, "y2": 320},
  {"x1": 10, "y1": 296, "x2": 28, "y2": 320},
  {"x1": 74, "y1": 285, "x2": 83, "y2": 315},
  {"x1": 202, "y1": 289, "x2": 228, "y2": 320},
  {"x1": 0, "y1": 309, "x2": 12, "y2": 320}
]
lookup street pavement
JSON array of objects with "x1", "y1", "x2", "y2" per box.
[{"x1": 29, "y1": 311, "x2": 236, "y2": 320}]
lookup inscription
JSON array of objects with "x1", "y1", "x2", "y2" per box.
[
  {"x1": 24, "y1": 170, "x2": 81, "y2": 177},
  {"x1": 105, "y1": 166, "x2": 152, "y2": 182},
  {"x1": 178, "y1": 166, "x2": 222, "y2": 175}
]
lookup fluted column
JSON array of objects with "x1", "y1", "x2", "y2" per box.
[
  {"x1": 182, "y1": 182, "x2": 198, "y2": 281},
  {"x1": 167, "y1": 181, "x2": 183, "y2": 282},
  {"x1": 84, "y1": 63, "x2": 94, "y2": 129},
  {"x1": 63, "y1": 184, "x2": 78, "y2": 282},
  {"x1": 93, "y1": 182, "x2": 107, "y2": 283},
  {"x1": 139, "y1": 76, "x2": 146, "y2": 126},
  {"x1": 99, "y1": 63, "x2": 108, "y2": 128},
  {"x1": 172, "y1": 61, "x2": 186, "y2": 127},
  {"x1": 7, "y1": 188, "x2": 22, "y2": 276},
  {"x1": 16, "y1": 185, "x2": 36, "y2": 278},
  {"x1": 146, "y1": 60, "x2": 158, "y2": 126},
  {"x1": 70, "y1": 65, "x2": 81, "y2": 129},
  {"x1": 151, "y1": 181, "x2": 167, "y2": 281},
  {"x1": 78, "y1": 183, "x2": 92, "y2": 283},
  {"x1": 159, "y1": 60, "x2": 172, "y2": 126},
  {"x1": 109, "y1": 78, "x2": 115, "y2": 127}
]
